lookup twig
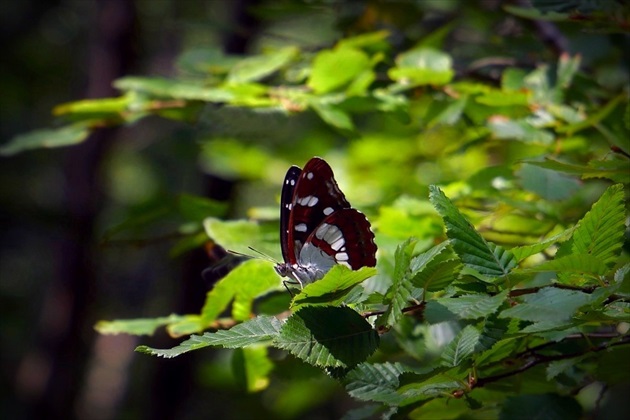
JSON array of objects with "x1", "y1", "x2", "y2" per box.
[{"x1": 474, "y1": 334, "x2": 630, "y2": 388}]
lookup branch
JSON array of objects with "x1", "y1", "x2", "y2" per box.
[{"x1": 474, "y1": 334, "x2": 630, "y2": 388}]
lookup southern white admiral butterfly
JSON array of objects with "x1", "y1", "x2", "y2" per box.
[{"x1": 274, "y1": 157, "x2": 377, "y2": 287}]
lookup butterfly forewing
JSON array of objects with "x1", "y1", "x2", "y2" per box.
[
  {"x1": 285, "y1": 158, "x2": 350, "y2": 263},
  {"x1": 279, "y1": 166, "x2": 302, "y2": 265}
]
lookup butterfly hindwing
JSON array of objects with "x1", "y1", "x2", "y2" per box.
[{"x1": 306, "y1": 208, "x2": 377, "y2": 269}]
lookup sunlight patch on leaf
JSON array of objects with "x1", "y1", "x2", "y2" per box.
[
  {"x1": 95, "y1": 314, "x2": 187, "y2": 336},
  {"x1": 136, "y1": 315, "x2": 282, "y2": 358},
  {"x1": 291, "y1": 265, "x2": 377, "y2": 309},
  {"x1": 200, "y1": 259, "x2": 280, "y2": 324}
]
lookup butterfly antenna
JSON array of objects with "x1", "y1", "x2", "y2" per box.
[
  {"x1": 225, "y1": 247, "x2": 279, "y2": 265},
  {"x1": 247, "y1": 246, "x2": 280, "y2": 264}
]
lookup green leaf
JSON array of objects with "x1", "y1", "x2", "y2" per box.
[
  {"x1": 337, "y1": 30, "x2": 390, "y2": 51},
  {"x1": 308, "y1": 47, "x2": 370, "y2": 94},
  {"x1": 53, "y1": 94, "x2": 132, "y2": 118},
  {"x1": 526, "y1": 159, "x2": 630, "y2": 184},
  {"x1": 409, "y1": 242, "x2": 461, "y2": 292},
  {"x1": 136, "y1": 315, "x2": 283, "y2": 358},
  {"x1": 511, "y1": 226, "x2": 576, "y2": 262},
  {"x1": 487, "y1": 117, "x2": 555, "y2": 145},
  {"x1": 344, "y1": 362, "x2": 409, "y2": 406},
  {"x1": 399, "y1": 370, "x2": 464, "y2": 401},
  {"x1": 517, "y1": 163, "x2": 581, "y2": 201},
  {"x1": 556, "y1": 54, "x2": 581, "y2": 89},
  {"x1": 557, "y1": 94, "x2": 625, "y2": 135},
  {"x1": 441, "y1": 325, "x2": 480, "y2": 367},
  {"x1": 570, "y1": 184, "x2": 626, "y2": 268},
  {"x1": 0, "y1": 124, "x2": 90, "y2": 156},
  {"x1": 309, "y1": 101, "x2": 355, "y2": 132},
  {"x1": 547, "y1": 355, "x2": 588, "y2": 381},
  {"x1": 203, "y1": 217, "x2": 280, "y2": 260},
  {"x1": 227, "y1": 46, "x2": 298, "y2": 83},
  {"x1": 275, "y1": 306, "x2": 379, "y2": 368},
  {"x1": 378, "y1": 238, "x2": 417, "y2": 328},
  {"x1": 499, "y1": 287, "x2": 593, "y2": 323},
  {"x1": 178, "y1": 194, "x2": 228, "y2": 222},
  {"x1": 425, "y1": 291, "x2": 509, "y2": 324},
  {"x1": 232, "y1": 346, "x2": 274, "y2": 392},
  {"x1": 113, "y1": 76, "x2": 236, "y2": 102},
  {"x1": 517, "y1": 254, "x2": 609, "y2": 280},
  {"x1": 476, "y1": 90, "x2": 530, "y2": 107},
  {"x1": 136, "y1": 335, "x2": 213, "y2": 358},
  {"x1": 429, "y1": 185, "x2": 517, "y2": 278},
  {"x1": 389, "y1": 47, "x2": 454, "y2": 86},
  {"x1": 500, "y1": 394, "x2": 582, "y2": 420},
  {"x1": 94, "y1": 314, "x2": 187, "y2": 336},
  {"x1": 291, "y1": 265, "x2": 377, "y2": 309},
  {"x1": 200, "y1": 259, "x2": 280, "y2": 324}
]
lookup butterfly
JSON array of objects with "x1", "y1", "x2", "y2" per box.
[{"x1": 274, "y1": 157, "x2": 377, "y2": 288}]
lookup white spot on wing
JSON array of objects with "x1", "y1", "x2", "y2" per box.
[
  {"x1": 290, "y1": 179, "x2": 296, "y2": 186},
  {"x1": 315, "y1": 223, "x2": 331, "y2": 240},
  {"x1": 297, "y1": 195, "x2": 319, "y2": 207},
  {"x1": 306, "y1": 172, "x2": 314, "y2": 180},
  {"x1": 295, "y1": 223, "x2": 308, "y2": 232},
  {"x1": 330, "y1": 237, "x2": 345, "y2": 251},
  {"x1": 323, "y1": 207, "x2": 334, "y2": 216},
  {"x1": 336, "y1": 252, "x2": 349, "y2": 261}
]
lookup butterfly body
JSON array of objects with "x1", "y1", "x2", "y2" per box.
[{"x1": 275, "y1": 157, "x2": 377, "y2": 287}]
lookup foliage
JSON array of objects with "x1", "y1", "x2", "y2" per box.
[{"x1": 5, "y1": 0, "x2": 629, "y2": 418}]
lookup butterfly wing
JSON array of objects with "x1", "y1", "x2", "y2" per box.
[
  {"x1": 284, "y1": 157, "x2": 351, "y2": 264},
  {"x1": 279, "y1": 165, "x2": 302, "y2": 265},
  {"x1": 299, "y1": 208, "x2": 377, "y2": 271}
]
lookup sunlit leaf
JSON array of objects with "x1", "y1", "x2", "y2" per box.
[
  {"x1": 232, "y1": 346, "x2": 273, "y2": 392},
  {"x1": 227, "y1": 46, "x2": 298, "y2": 83},
  {"x1": 136, "y1": 315, "x2": 283, "y2": 358},
  {"x1": 95, "y1": 314, "x2": 187, "y2": 336},
  {"x1": 389, "y1": 47, "x2": 454, "y2": 86},
  {"x1": 114, "y1": 76, "x2": 234, "y2": 102},
  {"x1": 308, "y1": 47, "x2": 370, "y2": 94},
  {"x1": 200, "y1": 259, "x2": 280, "y2": 324},
  {"x1": 291, "y1": 265, "x2": 377, "y2": 309}
]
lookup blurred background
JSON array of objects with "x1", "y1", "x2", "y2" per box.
[{"x1": 1, "y1": 0, "x2": 628, "y2": 419}]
